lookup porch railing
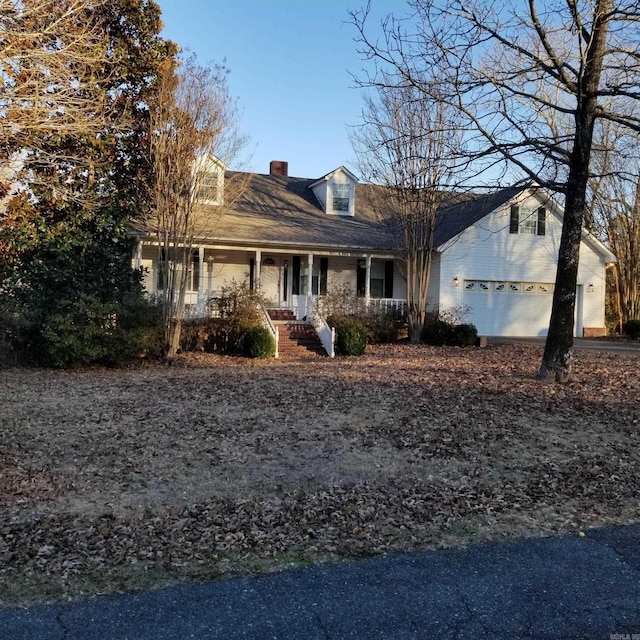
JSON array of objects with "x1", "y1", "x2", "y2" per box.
[
  {"x1": 178, "y1": 292, "x2": 408, "y2": 325},
  {"x1": 258, "y1": 302, "x2": 279, "y2": 358},
  {"x1": 308, "y1": 299, "x2": 335, "y2": 358},
  {"x1": 366, "y1": 298, "x2": 408, "y2": 320}
]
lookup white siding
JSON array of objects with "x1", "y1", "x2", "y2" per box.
[
  {"x1": 426, "y1": 254, "x2": 441, "y2": 312},
  {"x1": 209, "y1": 255, "x2": 251, "y2": 293},
  {"x1": 139, "y1": 246, "x2": 251, "y2": 298},
  {"x1": 393, "y1": 263, "x2": 407, "y2": 300},
  {"x1": 326, "y1": 256, "x2": 357, "y2": 291},
  {"x1": 438, "y1": 190, "x2": 609, "y2": 336},
  {"x1": 311, "y1": 181, "x2": 328, "y2": 212}
]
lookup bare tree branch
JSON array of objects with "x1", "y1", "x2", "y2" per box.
[{"x1": 148, "y1": 53, "x2": 248, "y2": 358}]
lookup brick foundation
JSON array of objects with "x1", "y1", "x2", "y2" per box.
[{"x1": 583, "y1": 327, "x2": 607, "y2": 337}]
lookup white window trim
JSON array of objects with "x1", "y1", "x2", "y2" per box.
[
  {"x1": 198, "y1": 171, "x2": 224, "y2": 206},
  {"x1": 329, "y1": 181, "x2": 354, "y2": 216}
]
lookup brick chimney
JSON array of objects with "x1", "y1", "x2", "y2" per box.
[{"x1": 269, "y1": 160, "x2": 288, "y2": 177}]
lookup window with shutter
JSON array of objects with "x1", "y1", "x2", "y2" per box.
[
  {"x1": 510, "y1": 205, "x2": 546, "y2": 235},
  {"x1": 537, "y1": 207, "x2": 546, "y2": 235},
  {"x1": 510, "y1": 205, "x2": 519, "y2": 233}
]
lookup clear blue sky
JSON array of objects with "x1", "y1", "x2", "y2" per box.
[{"x1": 155, "y1": 0, "x2": 407, "y2": 179}]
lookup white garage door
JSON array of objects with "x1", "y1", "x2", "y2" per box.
[{"x1": 462, "y1": 280, "x2": 554, "y2": 337}]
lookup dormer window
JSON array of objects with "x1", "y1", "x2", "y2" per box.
[
  {"x1": 309, "y1": 166, "x2": 358, "y2": 216},
  {"x1": 194, "y1": 154, "x2": 227, "y2": 206},
  {"x1": 198, "y1": 173, "x2": 221, "y2": 204},
  {"x1": 332, "y1": 183, "x2": 350, "y2": 213}
]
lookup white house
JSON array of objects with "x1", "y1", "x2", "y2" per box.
[{"x1": 132, "y1": 160, "x2": 615, "y2": 339}]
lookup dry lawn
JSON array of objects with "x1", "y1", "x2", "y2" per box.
[{"x1": 1, "y1": 342, "x2": 639, "y2": 607}]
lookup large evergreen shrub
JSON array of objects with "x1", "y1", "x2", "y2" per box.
[
  {"x1": 243, "y1": 325, "x2": 276, "y2": 358},
  {"x1": 421, "y1": 319, "x2": 454, "y2": 345},
  {"x1": 622, "y1": 319, "x2": 640, "y2": 339},
  {"x1": 449, "y1": 323, "x2": 479, "y2": 347},
  {"x1": 335, "y1": 320, "x2": 368, "y2": 356},
  {"x1": 421, "y1": 319, "x2": 478, "y2": 347}
]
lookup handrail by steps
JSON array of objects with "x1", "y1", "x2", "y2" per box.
[
  {"x1": 308, "y1": 299, "x2": 335, "y2": 358},
  {"x1": 258, "y1": 303, "x2": 279, "y2": 358}
]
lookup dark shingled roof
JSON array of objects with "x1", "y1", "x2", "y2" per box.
[
  {"x1": 207, "y1": 173, "x2": 393, "y2": 251},
  {"x1": 144, "y1": 171, "x2": 529, "y2": 253},
  {"x1": 433, "y1": 184, "x2": 529, "y2": 246}
]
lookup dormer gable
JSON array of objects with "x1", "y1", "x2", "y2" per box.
[
  {"x1": 195, "y1": 154, "x2": 227, "y2": 206},
  {"x1": 309, "y1": 166, "x2": 358, "y2": 216}
]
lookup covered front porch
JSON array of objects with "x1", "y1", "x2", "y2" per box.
[{"x1": 133, "y1": 242, "x2": 408, "y2": 321}]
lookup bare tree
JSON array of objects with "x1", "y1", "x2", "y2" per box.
[
  {"x1": 148, "y1": 54, "x2": 247, "y2": 358},
  {"x1": 0, "y1": 0, "x2": 111, "y2": 170},
  {"x1": 589, "y1": 130, "x2": 640, "y2": 328},
  {"x1": 353, "y1": 80, "x2": 462, "y2": 342},
  {"x1": 607, "y1": 178, "x2": 640, "y2": 327},
  {"x1": 351, "y1": 0, "x2": 640, "y2": 380}
]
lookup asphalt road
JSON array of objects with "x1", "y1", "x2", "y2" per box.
[{"x1": 2, "y1": 523, "x2": 640, "y2": 640}]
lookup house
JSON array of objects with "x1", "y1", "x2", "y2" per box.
[{"x1": 132, "y1": 160, "x2": 615, "y2": 341}]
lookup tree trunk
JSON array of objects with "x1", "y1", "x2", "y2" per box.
[
  {"x1": 537, "y1": 0, "x2": 611, "y2": 381},
  {"x1": 537, "y1": 182, "x2": 584, "y2": 381},
  {"x1": 167, "y1": 317, "x2": 182, "y2": 358},
  {"x1": 408, "y1": 308, "x2": 424, "y2": 343},
  {"x1": 538, "y1": 145, "x2": 594, "y2": 381}
]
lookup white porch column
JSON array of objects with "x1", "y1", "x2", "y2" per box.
[
  {"x1": 207, "y1": 256, "x2": 214, "y2": 292},
  {"x1": 133, "y1": 238, "x2": 142, "y2": 270},
  {"x1": 255, "y1": 249, "x2": 262, "y2": 290},
  {"x1": 306, "y1": 252, "x2": 314, "y2": 317},
  {"x1": 197, "y1": 247, "x2": 205, "y2": 314},
  {"x1": 365, "y1": 255, "x2": 372, "y2": 303}
]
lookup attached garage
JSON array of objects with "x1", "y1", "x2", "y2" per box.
[{"x1": 462, "y1": 280, "x2": 554, "y2": 337}]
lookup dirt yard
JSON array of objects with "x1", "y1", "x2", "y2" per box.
[{"x1": 1, "y1": 342, "x2": 639, "y2": 606}]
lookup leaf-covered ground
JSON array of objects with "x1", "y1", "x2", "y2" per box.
[{"x1": 1, "y1": 343, "x2": 639, "y2": 606}]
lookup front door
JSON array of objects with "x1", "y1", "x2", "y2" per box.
[{"x1": 261, "y1": 258, "x2": 281, "y2": 306}]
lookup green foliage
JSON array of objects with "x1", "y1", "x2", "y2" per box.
[
  {"x1": 334, "y1": 320, "x2": 368, "y2": 356},
  {"x1": 173, "y1": 282, "x2": 271, "y2": 356},
  {"x1": 243, "y1": 326, "x2": 276, "y2": 359},
  {"x1": 0, "y1": 292, "x2": 162, "y2": 368},
  {"x1": 0, "y1": 296, "x2": 31, "y2": 366},
  {"x1": 0, "y1": 0, "x2": 173, "y2": 368},
  {"x1": 421, "y1": 319, "x2": 454, "y2": 345},
  {"x1": 622, "y1": 319, "x2": 640, "y2": 339},
  {"x1": 421, "y1": 319, "x2": 478, "y2": 347},
  {"x1": 449, "y1": 323, "x2": 479, "y2": 347}
]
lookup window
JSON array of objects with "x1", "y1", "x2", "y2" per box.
[
  {"x1": 332, "y1": 183, "x2": 350, "y2": 213},
  {"x1": 292, "y1": 256, "x2": 301, "y2": 295},
  {"x1": 157, "y1": 250, "x2": 200, "y2": 291},
  {"x1": 370, "y1": 279, "x2": 384, "y2": 298},
  {"x1": 311, "y1": 258, "x2": 329, "y2": 296},
  {"x1": 465, "y1": 279, "x2": 553, "y2": 294},
  {"x1": 519, "y1": 212, "x2": 537, "y2": 235},
  {"x1": 510, "y1": 205, "x2": 546, "y2": 235},
  {"x1": 198, "y1": 173, "x2": 220, "y2": 204}
]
